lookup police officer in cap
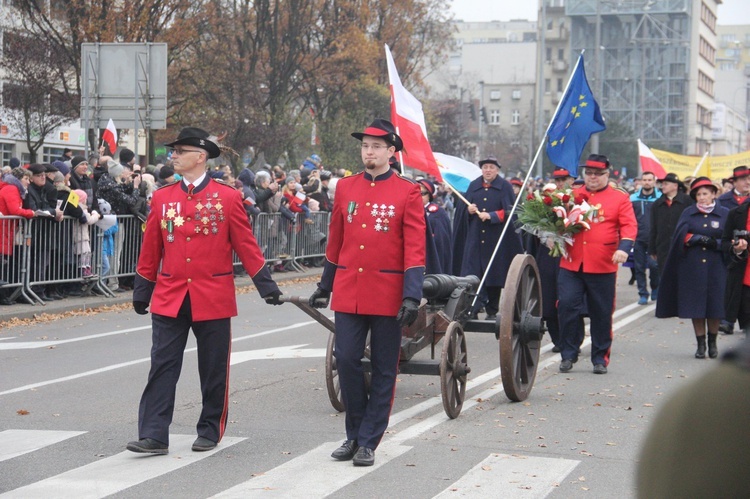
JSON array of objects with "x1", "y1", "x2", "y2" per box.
[
  {"x1": 127, "y1": 127, "x2": 283, "y2": 455},
  {"x1": 309, "y1": 118, "x2": 425, "y2": 466}
]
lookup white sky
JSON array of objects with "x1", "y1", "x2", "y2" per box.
[{"x1": 450, "y1": 0, "x2": 750, "y2": 25}]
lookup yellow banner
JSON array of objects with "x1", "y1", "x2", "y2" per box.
[{"x1": 651, "y1": 148, "x2": 750, "y2": 180}]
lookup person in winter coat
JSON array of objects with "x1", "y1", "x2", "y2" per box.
[
  {"x1": 0, "y1": 168, "x2": 35, "y2": 304},
  {"x1": 630, "y1": 171, "x2": 661, "y2": 305},
  {"x1": 656, "y1": 177, "x2": 728, "y2": 359},
  {"x1": 71, "y1": 190, "x2": 100, "y2": 277},
  {"x1": 648, "y1": 173, "x2": 693, "y2": 271}
]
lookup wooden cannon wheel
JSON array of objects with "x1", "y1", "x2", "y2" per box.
[
  {"x1": 440, "y1": 321, "x2": 468, "y2": 419},
  {"x1": 498, "y1": 254, "x2": 544, "y2": 402},
  {"x1": 324, "y1": 332, "x2": 371, "y2": 412}
]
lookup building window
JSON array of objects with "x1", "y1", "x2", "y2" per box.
[
  {"x1": 697, "y1": 104, "x2": 711, "y2": 127},
  {"x1": 511, "y1": 109, "x2": 521, "y2": 125},
  {"x1": 0, "y1": 142, "x2": 14, "y2": 167},
  {"x1": 43, "y1": 147, "x2": 66, "y2": 164},
  {"x1": 512, "y1": 89, "x2": 521, "y2": 100},
  {"x1": 546, "y1": 47, "x2": 552, "y2": 62},
  {"x1": 490, "y1": 109, "x2": 501, "y2": 125},
  {"x1": 701, "y1": 2, "x2": 717, "y2": 32},
  {"x1": 557, "y1": 78, "x2": 563, "y2": 92},
  {"x1": 490, "y1": 90, "x2": 501, "y2": 101},
  {"x1": 698, "y1": 70, "x2": 714, "y2": 97},
  {"x1": 544, "y1": 79, "x2": 550, "y2": 93},
  {"x1": 557, "y1": 48, "x2": 564, "y2": 61}
]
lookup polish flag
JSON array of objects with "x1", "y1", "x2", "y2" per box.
[
  {"x1": 385, "y1": 44, "x2": 441, "y2": 180},
  {"x1": 102, "y1": 119, "x2": 118, "y2": 154},
  {"x1": 638, "y1": 139, "x2": 667, "y2": 179}
]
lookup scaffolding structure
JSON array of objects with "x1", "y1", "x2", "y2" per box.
[{"x1": 566, "y1": 0, "x2": 692, "y2": 152}]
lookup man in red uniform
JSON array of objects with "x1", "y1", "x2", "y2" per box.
[
  {"x1": 558, "y1": 154, "x2": 637, "y2": 375},
  {"x1": 127, "y1": 127, "x2": 282, "y2": 455},
  {"x1": 309, "y1": 118, "x2": 425, "y2": 466}
]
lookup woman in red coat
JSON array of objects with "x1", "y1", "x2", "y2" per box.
[{"x1": 0, "y1": 168, "x2": 35, "y2": 304}]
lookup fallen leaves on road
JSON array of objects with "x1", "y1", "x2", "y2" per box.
[{"x1": 17, "y1": 409, "x2": 29, "y2": 415}]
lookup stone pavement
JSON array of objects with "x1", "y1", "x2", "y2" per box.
[{"x1": 0, "y1": 266, "x2": 323, "y2": 323}]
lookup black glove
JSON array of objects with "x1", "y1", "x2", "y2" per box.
[
  {"x1": 309, "y1": 287, "x2": 330, "y2": 308},
  {"x1": 699, "y1": 236, "x2": 718, "y2": 249},
  {"x1": 264, "y1": 290, "x2": 283, "y2": 305},
  {"x1": 396, "y1": 298, "x2": 420, "y2": 327},
  {"x1": 685, "y1": 234, "x2": 701, "y2": 247},
  {"x1": 133, "y1": 301, "x2": 149, "y2": 315}
]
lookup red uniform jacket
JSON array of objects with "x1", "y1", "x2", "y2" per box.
[
  {"x1": 325, "y1": 170, "x2": 426, "y2": 316},
  {"x1": 560, "y1": 185, "x2": 637, "y2": 274},
  {"x1": 136, "y1": 178, "x2": 269, "y2": 321}
]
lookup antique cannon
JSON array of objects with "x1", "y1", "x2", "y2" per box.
[{"x1": 283, "y1": 254, "x2": 545, "y2": 419}]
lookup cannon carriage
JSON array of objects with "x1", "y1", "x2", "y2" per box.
[{"x1": 283, "y1": 254, "x2": 545, "y2": 419}]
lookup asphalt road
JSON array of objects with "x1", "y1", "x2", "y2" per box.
[{"x1": 0, "y1": 271, "x2": 744, "y2": 498}]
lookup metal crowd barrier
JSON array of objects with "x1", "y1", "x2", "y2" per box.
[
  {"x1": 1, "y1": 209, "x2": 331, "y2": 306},
  {"x1": 0, "y1": 216, "x2": 34, "y2": 305},
  {"x1": 236, "y1": 211, "x2": 329, "y2": 272}
]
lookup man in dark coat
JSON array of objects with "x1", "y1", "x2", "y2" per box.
[
  {"x1": 460, "y1": 156, "x2": 524, "y2": 320},
  {"x1": 718, "y1": 165, "x2": 750, "y2": 210},
  {"x1": 418, "y1": 179, "x2": 452, "y2": 275},
  {"x1": 649, "y1": 173, "x2": 693, "y2": 269},
  {"x1": 722, "y1": 200, "x2": 750, "y2": 335},
  {"x1": 309, "y1": 170, "x2": 333, "y2": 212},
  {"x1": 717, "y1": 165, "x2": 750, "y2": 334}
]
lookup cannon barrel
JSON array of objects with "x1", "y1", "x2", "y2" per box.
[{"x1": 423, "y1": 274, "x2": 480, "y2": 300}]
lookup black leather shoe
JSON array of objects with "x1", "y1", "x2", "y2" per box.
[
  {"x1": 352, "y1": 447, "x2": 375, "y2": 466},
  {"x1": 126, "y1": 438, "x2": 168, "y2": 454},
  {"x1": 551, "y1": 345, "x2": 562, "y2": 353},
  {"x1": 331, "y1": 440, "x2": 358, "y2": 461},
  {"x1": 559, "y1": 360, "x2": 573, "y2": 372},
  {"x1": 485, "y1": 314, "x2": 497, "y2": 321},
  {"x1": 593, "y1": 364, "x2": 608, "y2": 374},
  {"x1": 192, "y1": 436, "x2": 217, "y2": 451}
]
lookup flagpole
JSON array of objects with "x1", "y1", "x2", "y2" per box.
[
  {"x1": 691, "y1": 151, "x2": 710, "y2": 177},
  {"x1": 470, "y1": 50, "x2": 588, "y2": 308}
]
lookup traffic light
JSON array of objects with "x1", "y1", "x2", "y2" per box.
[
  {"x1": 467, "y1": 103, "x2": 476, "y2": 121},
  {"x1": 480, "y1": 107, "x2": 487, "y2": 124}
]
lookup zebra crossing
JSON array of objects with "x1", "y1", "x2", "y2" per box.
[{"x1": 0, "y1": 429, "x2": 580, "y2": 498}]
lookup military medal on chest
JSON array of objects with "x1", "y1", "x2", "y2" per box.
[
  {"x1": 370, "y1": 203, "x2": 395, "y2": 232},
  {"x1": 193, "y1": 190, "x2": 225, "y2": 235},
  {"x1": 347, "y1": 201, "x2": 358, "y2": 223},
  {"x1": 161, "y1": 202, "x2": 183, "y2": 243}
]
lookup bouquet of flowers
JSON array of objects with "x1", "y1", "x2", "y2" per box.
[{"x1": 516, "y1": 183, "x2": 595, "y2": 258}]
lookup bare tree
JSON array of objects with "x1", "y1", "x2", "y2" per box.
[{"x1": 0, "y1": 32, "x2": 77, "y2": 162}]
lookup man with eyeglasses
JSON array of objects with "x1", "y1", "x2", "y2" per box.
[
  {"x1": 557, "y1": 154, "x2": 637, "y2": 375},
  {"x1": 127, "y1": 127, "x2": 283, "y2": 456},
  {"x1": 308, "y1": 118, "x2": 425, "y2": 467},
  {"x1": 460, "y1": 155, "x2": 524, "y2": 320}
]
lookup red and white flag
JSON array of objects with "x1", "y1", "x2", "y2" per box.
[
  {"x1": 638, "y1": 139, "x2": 667, "y2": 179},
  {"x1": 385, "y1": 44, "x2": 441, "y2": 180},
  {"x1": 102, "y1": 119, "x2": 118, "y2": 154}
]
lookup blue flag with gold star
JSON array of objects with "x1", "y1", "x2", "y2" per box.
[{"x1": 545, "y1": 54, "x2": 605, "y2": 177}]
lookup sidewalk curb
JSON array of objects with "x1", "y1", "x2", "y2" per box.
[{"x1": 0, "y1": 269, "x2": 322, "y2": 324}]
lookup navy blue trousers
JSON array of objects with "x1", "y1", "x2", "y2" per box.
[
  {"x1": 138, "y1": 294, "x2": 231, "y2": 445},
  {"x1": 558, "y1": 269, "x2": 617, "y2": 366},
  {"x1": 334, "y1": 312, "x2": 402, "y2": 450}
]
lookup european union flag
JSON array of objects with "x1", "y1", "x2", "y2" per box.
[{"x1": 545, "y1": 54, "x2": 605, "y2": 177}]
